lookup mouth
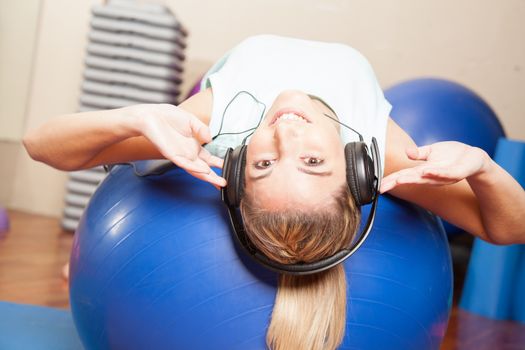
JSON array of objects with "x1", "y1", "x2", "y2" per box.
[{"x1": 270, "y1": 108, "x2": 311, "y2": 125}]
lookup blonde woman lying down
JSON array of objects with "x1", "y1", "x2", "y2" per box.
[{"x1": 24, "y1": 35, "x2": 525, "y2": 350}]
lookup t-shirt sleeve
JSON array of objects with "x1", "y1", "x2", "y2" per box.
[{"x1": 336, "y1": 47, "x2": 392, "y2": 174}]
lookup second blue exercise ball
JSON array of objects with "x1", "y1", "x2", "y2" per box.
[{"x1": 384, "y1": 78, "x2": 505, "y2": 157}]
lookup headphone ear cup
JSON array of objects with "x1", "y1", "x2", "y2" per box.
[
  {"x1": 345, "y1": 142, "x2": 375, "y2": 206},
  {"x1": 223, "y1": 145, "x2": 247, "y2": 207}
]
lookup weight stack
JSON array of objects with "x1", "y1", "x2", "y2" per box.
[{"x1": 62, "y1": 0, "x2": 187, "y2": 231}]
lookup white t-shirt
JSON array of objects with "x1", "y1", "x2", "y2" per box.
[{"x1": 201, "y1": 35, "x2": 391, "y2": 171}]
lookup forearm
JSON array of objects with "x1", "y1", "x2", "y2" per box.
[
  {"x1": 384, "y1": 119, "x2": 525, "y2": 244},
  {"x1": 23, "y1": 106, "x2": 143, "y2": 171},
  {"x1": 24, "y1": 90, "x2": 213, "y2": 172},
  {"x1": 467, "y1": 154, "x2": 525, "y2": 244}
]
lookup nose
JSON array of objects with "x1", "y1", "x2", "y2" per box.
[{"x1": 275, "y1": 122, "x2": 302, "y2": 154}]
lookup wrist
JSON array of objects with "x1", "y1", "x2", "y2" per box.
[
  {"x1": 468, "y1": 147, "x2": 498, "y2": 186},
  {"x1": 119, "y1": 104, "x2": 149, "y2": 137}
]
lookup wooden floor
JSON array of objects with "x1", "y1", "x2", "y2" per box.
[
  {"x1": 0, "y1": 210, "x2": 72, "y2": 308},
  {"x1": 1, "y1": 209, "x2": 524, "y2": 349}
]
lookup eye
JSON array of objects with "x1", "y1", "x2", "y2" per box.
[
  {"x1": 254, "y1": 159, "x2": 275, "y2": 169},
  {"x1": 303, "y1": 157, "x2": 324, "y2": 166}
]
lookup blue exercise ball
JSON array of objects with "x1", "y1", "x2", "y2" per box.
[
  {"x1": 384, "y1": 78, "x2": 505, "y2": 157},
  {"x1": 69, "y1": 165, "x2": 453, "y2": 350}
]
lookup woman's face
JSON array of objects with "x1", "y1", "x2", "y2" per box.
[{"x1": 245, "y1": 90, "x2": 347, "y2": 210}]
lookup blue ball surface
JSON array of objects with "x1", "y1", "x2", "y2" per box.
[
  {"x1": 385, "y1": 78, "x2": 505, "y2": 157},
  {"x1": 70, "y1": 165, "x2": 453, "y2": 350}
]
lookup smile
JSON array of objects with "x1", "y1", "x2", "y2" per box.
[{"x1": 270, "y1": 109, "x2": 310, "y2": 125}]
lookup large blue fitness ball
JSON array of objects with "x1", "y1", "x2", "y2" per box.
[
  {"x1": 69, "y1": 165, "x2": 453, "y2": 350},
  {"x1": 385, "y1": 78, "x2": 505, "y2": 157}
]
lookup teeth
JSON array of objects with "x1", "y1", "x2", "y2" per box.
[{"x1": 277, "y1": 113, "x2": 307, "y2": 122}]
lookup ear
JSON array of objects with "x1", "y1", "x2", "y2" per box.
[
  {"x1": 345, "y1": 142, "x2": 374, "y2": 205},
  {"x1": 222, "y1": 145, "x2": 247, "y2": 207}
]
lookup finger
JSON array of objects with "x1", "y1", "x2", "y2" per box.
[
  {"x1": 171, "y1": 155, "x2": 210, "y2": 174},
  {"x1": 380, "y1": 178, "x2": 412, "y2": 193},
  {"x1": 146, "y1": 125, "x2": 205, "y2": 171},
  {"x1": 380, "y1": 168, "x2": 419, "y2": 193},
  {"x1": 397, "y1": 167, "x2": 465, "y2": 185},
  {"x1": 188, "y1": 168, "x2": 227, "y2": 187},
  {"x1": 380, "y1": 176, "x2": 422, "y2": 193},
  {"x1": 198, "y1": 147, "x2": 224, "y2": 169},
  {"x1": 380, "y1": 163, "x2": 443, "y2": 192},
  {"x1": 381, "y1": 167, "x2": 420, "y2": 185},
  {"x1": 396, "y1": 174, "x2": 423, "y2": 184},
  {"x1": 406, "y1": 145, "x2": 432, "y2": 161},
  {"x1": 422, "y1": 167, "x2": 463, "y2": 180},
  {"x1": 379, "y1": 180, "x2": 396, "y2": 193},
  {"x1": 383, "y1": 169, "x2": 428, "y2": 188},
  {"x1": 188, "y1": 115, "x2": 212, "y2": 144},
  {"x1": 422, "y1": 168, "x2": 448, "y2": 177},
  {"x1": 208, "y1": 155, "x2": 224, "y2": 169},
  {"x1": 380, "y1": 173, "x2": 455, "y2": 193}
]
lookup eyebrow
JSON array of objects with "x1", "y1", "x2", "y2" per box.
[
  {"x1": 248, "y1": 167, "x2": 333, "y2": 181},
  {"x1": 297, "y1": 167, "x2": 333, "y2": 176}
]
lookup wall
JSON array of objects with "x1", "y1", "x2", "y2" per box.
[
  {"x1": 0, "y1": 1, "x2": 41, "y2": 141},
  {"x1": 0, "y1": 0, "x2": 42, "y2": 205},
  {"x1": 1, "y1": 0, "x2": 524, "y2": 216},
  {"x1": 2, "y1": 0, "x2": 96, "y2": 216},
  {"x1": 171, "y1": 0, "x2": 524, "y2": 136}
]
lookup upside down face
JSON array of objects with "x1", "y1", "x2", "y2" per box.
[{"x1": 245, "y1": 90, "x2": 347, "y2": 211}]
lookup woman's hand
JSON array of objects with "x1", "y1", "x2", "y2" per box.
[
  {"x1": 23, "y1": 89, "x2": 224, "y2": 187},
  {"x1": 131, "y1": 104, "x2": 226, "y2": 188},
  {"x1": 380, "y1": 141, "x2": 489, "y2": 193}
]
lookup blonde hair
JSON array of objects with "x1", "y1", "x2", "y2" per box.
[{"x1": 240, "y1": 186, "x2": 361, "y2": 350}]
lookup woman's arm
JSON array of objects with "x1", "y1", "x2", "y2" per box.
[
  {"x1": 382, "y1": 118, "x2": 525, "y2": 245},
  {"x1": 23, "y1": 89, "x2": 225, "y2": 187}
]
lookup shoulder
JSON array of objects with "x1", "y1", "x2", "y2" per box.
[
  {"x1": 178, "y1": 88, "x2": 213, "y2": 126},
  {"x1": 384, "y1": 117, "x2": 419, "y2": 176}
]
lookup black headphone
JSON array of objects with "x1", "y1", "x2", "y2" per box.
[
  {"x1": 104, "y1": 90, "x2": 382, "y2": 275},
  {"x1": 221, "y1": 128, "x2": 382, "y2": 275}
]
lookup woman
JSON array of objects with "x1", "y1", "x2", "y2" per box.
[{"x1": 24, "y1": 35, "x2": 525, "y2": 350}]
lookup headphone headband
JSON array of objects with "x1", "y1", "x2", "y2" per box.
[{"x1": 222, "y1": 137, "x2": 381, "y2": 275}]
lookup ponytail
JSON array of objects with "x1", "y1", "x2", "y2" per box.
[{"x1": 267, "y1": 264, "x2": 347, "y2": 350}]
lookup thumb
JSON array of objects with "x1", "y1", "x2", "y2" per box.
[
  {"x1": 406, "y1": 145, "x2": 432, "y2": 161},
  {"x1": 189, "y1": 115, "x2": 212, "y2": 144}
]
